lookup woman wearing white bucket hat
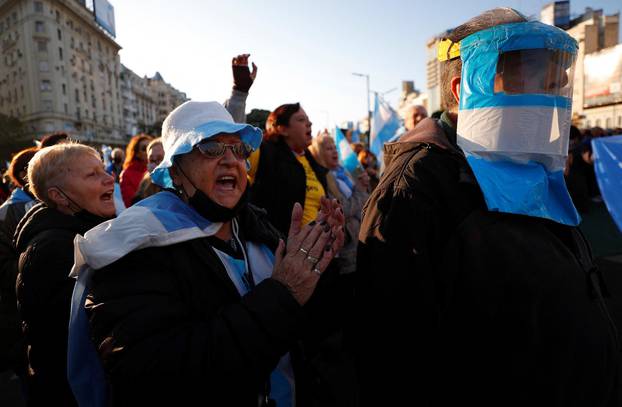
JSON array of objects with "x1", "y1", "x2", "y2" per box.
[{"x1": 66, "y1": 101, "x2": 346, "y2": 407}]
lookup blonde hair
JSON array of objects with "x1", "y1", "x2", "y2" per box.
[
  {"x1": 27, "y1": 142, "x2": 100, "y2": 206},
  {"x1": 147, "y1": 137, "x2": 163, "y2": 153},
  {"x1": 309, "y1": 131, "x2": 334, "y2": 168},
  {"x1": 309, "y1": 132, "x2": 344, "y2": 202}
]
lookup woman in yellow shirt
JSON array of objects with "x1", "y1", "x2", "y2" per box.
[{"x1": 248, "y1": 103, "x2": 328, "y2": 234}]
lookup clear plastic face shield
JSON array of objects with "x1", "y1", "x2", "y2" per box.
[
  {"x1": 450, "y1": 21, "x2": 580, "y2": 225},
  {"x1": 494, "y1": 48, "x2": 575, "y2": 98}
]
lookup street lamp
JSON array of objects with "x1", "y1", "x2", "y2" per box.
[{"x1": 352, "y1": 72, "x2": 371, "y2": 149}]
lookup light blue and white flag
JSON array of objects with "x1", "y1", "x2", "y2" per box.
[
  {"x1": 67, "y1": 191, "x2": 222, "y2": 407},
  {"x1": 0, "y1": 187, "x2": 36, "y2": 222},
  {"x1": 351, "y1": 125, "x2": 361, "y2": 143},
  {"x1": 334, "y1": 126, "x2": 362, "y2": 175},
  {"x1": 113, "y1": 183, "x2": 125, "y2": 215},
  {"x1": 593, "y1": 135, "x2": 622, "y2": 233},
  {"x1": 370, "y1": 94, "x2": 400, "y2": 166},
  {"x1": 67, "y1": 190, "x2": 293, "y2": 407}
]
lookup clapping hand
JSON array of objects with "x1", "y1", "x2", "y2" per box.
[{"x1": 272, "y1": 198, "x2": 345, "y2": 305}]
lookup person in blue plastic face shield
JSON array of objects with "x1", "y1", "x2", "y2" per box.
[
  {"x1": 354, "y1": 9, "x2": 621, "y2": 407},
  {"x1": 457, "y1": 22, "x2": 580, "y2": 225},
  {"x1": 455, "y1": 21, "x2": 580, "y2": 225}
]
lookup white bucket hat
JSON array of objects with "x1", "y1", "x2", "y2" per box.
[{"x1": 151, "y1": 101, "x2": 262, "y2": 188}]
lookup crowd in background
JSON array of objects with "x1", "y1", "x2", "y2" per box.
[{"x1": 0, "y1": 14, "x2": 620, "y2": 406}]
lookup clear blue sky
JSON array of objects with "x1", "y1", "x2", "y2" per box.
[{"x1": 112, "y1": 0, "x2": 621, "y2": 130}]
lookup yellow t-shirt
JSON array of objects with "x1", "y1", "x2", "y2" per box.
[{"x1": 296, "y1": 155, "x2": 325, "y2": 226}]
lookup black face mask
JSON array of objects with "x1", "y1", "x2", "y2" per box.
[
  {"x1": 174, "y1": 162, "x2": 248, "y2": 223},
  {"x1": 187, "y1": 187, "x2": 248, "y2": 223},
  {"x1": 53, "y1": 187, "x2": 114, "y2": 222},
  {"x1": 74, "y1": 209, "x2": 112, "y2": 223}
]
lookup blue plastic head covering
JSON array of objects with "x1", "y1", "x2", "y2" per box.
[
  {"x1": 151, "y1": 101, "x2": 262, "y2": 188},
  {"x1": 456, "y1": 21, "x2": 580, "y2": 225}
]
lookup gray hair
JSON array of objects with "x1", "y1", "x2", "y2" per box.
[{"x1": 28, "y1": 143, "x2": 100, "y2": 206}]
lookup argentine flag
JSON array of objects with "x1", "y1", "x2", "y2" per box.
[
  {"x1": 67, "y1": 191, "x2": 222, "y2": 407},
  {"x1": 593, "y1": 135, "x2": 622, "y2": 233},
  {"x1": 370, "y1": 93, "x2": 400, "y2": 167},
  {"x1": 334, "y1": 126, "x2": 362, "y2": 175}
]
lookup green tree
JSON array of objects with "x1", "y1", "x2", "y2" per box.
[{"x1": 0, "y1": 114, "x2": 30, "y2": 160}]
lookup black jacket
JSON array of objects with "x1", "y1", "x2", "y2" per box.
[
  {"x1": 0, "y1": 190, "x2": 35, "y2": 374},
  {"x1": 0, "y1": 228, "x2": 22, "y2": 374},
  {"x1": 250, "y1": 138, "x2": 328, "y2": 235},
  {"x1": 15, "y1": 204, "x2": 108, "y2": 407},
  {"x1": 86, "y1": 203, "x2": 347, "y2": 406},
  {"x1": 354, "y1": 114, "x2": 621, "y2": 407}
]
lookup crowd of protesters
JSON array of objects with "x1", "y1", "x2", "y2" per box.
[{"x1": 0, "y1": 9, "x2": 621, "y2": 407}]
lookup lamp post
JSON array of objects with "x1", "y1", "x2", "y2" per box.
[{"x1": 352, "y1": 72, "x2": 371, "y2": 149}]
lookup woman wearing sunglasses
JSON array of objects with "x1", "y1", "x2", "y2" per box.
[{"x1": 67, "y1": 101, "x2": 346, "y2": 407}]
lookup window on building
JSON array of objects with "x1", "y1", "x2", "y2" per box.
[
  {"x1": 42, "y1": 100, "x2": 52, "y2": 111},
  {"x1": 34, "y1": 2, "x2": 43, "y2": 13},
  {"x1": 64, "y1": 103, "x2": 68, "y2": 114},
  {"x1": 75, "y1": 89, "x2": 79, "y2": 103},
  {"x1": 55, "y1": 10, "x2": 60, "y2": 23},
  {"x1": 586, "y1": 120, "x2": 591, "y2": 128},
  {"x1": 76, "y1": 107, "x2": 81, "y2": 120},
  {"x1": 618, "y1": 116, "x2": 621, "y2": 127},
  {"x1": 35, "y1": 21, "x2": 44, "y2": 33},
  {"x1": 57, "y1": 28, "x2": 61, "y2": 41},
  {"x1": 36, "y1": 40, "x2": 47, "y2": 52},
  {"x1": 58, "y1": 47, "x2": 63, "y2": 60},
  {"x1": 70, "y1": 37, "x2": 74, "y2": 49},
  {"x1": 40, "y1": 80, "x2": 51, "y2": 92},
  {"x1": 606, "y1": 118, "x2": 611, "y2": 129},
  {"x1": 39, "y1": 60, "x2": 48, "y2": 71},
  {"x1": 62, "y1": 83, "x2": 66, "y2": 95},
  {"x1": 595, "y1": 119, "x2": 601, "y2": 127}
]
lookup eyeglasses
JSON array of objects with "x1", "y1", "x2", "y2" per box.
[{"x1": 196, "y1": 141, "x2": 253, "y2": 160}]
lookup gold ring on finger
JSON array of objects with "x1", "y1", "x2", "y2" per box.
[
  {"x1": 299, "y1": 247, "x2": 309, "y2": 255},
  {"x1": 306, "y1": 255, "x2": 320, "y2": 264},
  {"x1": 312, "y1": 267, "x2": 322, "y2": 276}
]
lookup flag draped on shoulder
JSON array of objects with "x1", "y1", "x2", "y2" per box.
[
  {"x1": 70, "y1": 190, "x2": 222, "y2": 275},
  {"x1": 334, "y1": 126, "x2": 362, "y2": 175},
  {"x1": 67, "y1": 191, "x2": 223, "y2": 407},
  {"x1": 370, "y1": 93, "x2": 400, "y2": 166}
]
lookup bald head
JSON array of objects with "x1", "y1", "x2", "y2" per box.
[{"x1": 405, "y1": 105, "x2": 428, "y2": 131}]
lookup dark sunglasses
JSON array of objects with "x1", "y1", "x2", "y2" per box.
[{"x1": 196, "y1": 140, "x2": 253, "y2": 160}]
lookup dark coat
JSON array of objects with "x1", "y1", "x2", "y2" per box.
[
  {"x1": 0, "y1": 189, "x2": 35, "y2": 374},
  {"x1": 0, "y1": 229, "x2": 22, "y2": 374},
  {"x1": 354, "y1": 114, "x2": 621, "y2": 407},
  {"x1": 86, "y1": 203, "x2": 348, "y2": 406},
  {"x1": 250, "y1": 137, "x2": 328, "y2": 235},
  {"x1": 14, "y1": 204, "x2": 108, "y2": 407}
]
